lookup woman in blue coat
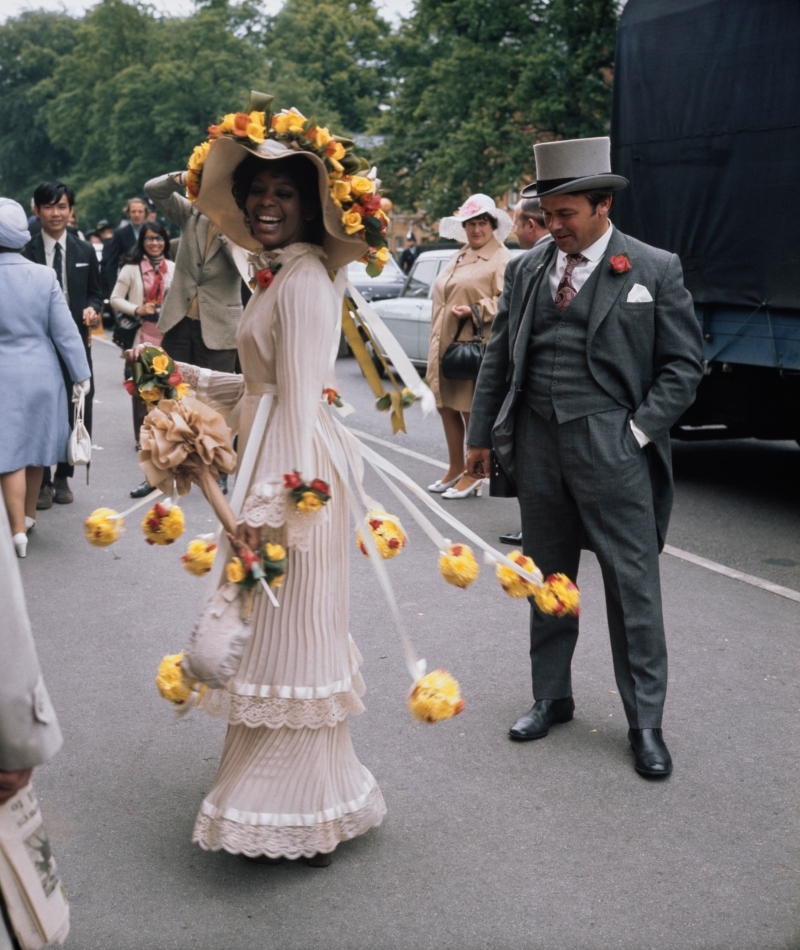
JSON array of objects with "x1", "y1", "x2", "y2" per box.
[{"x1": 0, "y1": 199, "x2": 90, "y2": 557}]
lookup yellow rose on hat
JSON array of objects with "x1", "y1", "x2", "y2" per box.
[
  {"x1": 326, "y1": 141, "x2": 346, "y2": 162},
  {"x1": 313, "y1": 127, "x2": 332, "y2": 149},
  {"x1": 246, "y1": 111, "x2": 266, "y2": 143},
  {"x1": 350, "y1": 176, "x2": 374, "y2": 197},
  {"x1": 342, "y1": 210, "x2": 364, "y2": 235},
  {"x1": 375, "y1": 247, "x2": 391, "y2": 265},
  {"x1": 330, "y1": 179, "x2": 352, "y2": 205},
  {"x1": 272, "y1": 110, "x2": 305, "y2": 135},
  {"x1": 218, "y1": 113, "x2": 235, "y2": 134},
  {"x1": 188, "y1": 141, "x2": 211, "y2": 173}
]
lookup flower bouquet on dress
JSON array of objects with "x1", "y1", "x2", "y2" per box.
[{"x1": 123, "y1": 345, "x2": 187, "y2": 407}]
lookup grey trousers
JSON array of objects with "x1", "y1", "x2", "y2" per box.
[{"x1": 516, "y1": 404, "x2": 667, "y2": 729}]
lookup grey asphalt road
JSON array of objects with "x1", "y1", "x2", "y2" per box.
[{"x1": 20, "y1": 341, "x2": 800, "y2": 950}]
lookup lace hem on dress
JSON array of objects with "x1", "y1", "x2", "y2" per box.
[
  {"x1": 240, "y1": 481, "x2": 329, "y2": 551},
  {"x1": 192, "y1": 784, "x2": 386, "y2": 859},
  {"x1": 197, "y1": 674, "x2": 367, "y2": 729}
]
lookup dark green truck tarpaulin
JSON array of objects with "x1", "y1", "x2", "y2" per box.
[{"x1": 610, "y1": 0, "x2": 800, "y2": 310}]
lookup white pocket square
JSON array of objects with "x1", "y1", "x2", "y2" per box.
[
  {"x1": 75, "y1": 262, "x2": 88, "y2": 267},
  {"x1": 626, "y1": 283, "x2": 653, "y2": 303}
]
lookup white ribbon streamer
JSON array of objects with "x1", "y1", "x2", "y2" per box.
[
  {"x1": 206, "y1": 393, "x2": 276, "y2": 603},
  {"x1": 337, "y1": 420, "x2": 544, "y2": 587}
]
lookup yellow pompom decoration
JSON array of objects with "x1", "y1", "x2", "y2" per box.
[
  {"x1": 356, "y1": 512, "x2": 407, "y2": 559},
  {"x1": 533, "y1": 573, "x2": 581, "y2": 617},
  {"x1": 155, "y1": 652, "x2": 205, "y2": 706},
  {"x1": 84, "y1": 507, "x2": 123, "y2": 547},
  {"x1": 141, "y1": 501, "x2": 185, "y2": 546},
  {"x1": 496, "y1": 550, "x2": 540, "y2": 598},
  {"x1": 439, "y1": 543, "x2": 479, "y2": 589},
  {"x1": 408, "y1": 669, "x2": 465, "y2": 723},
  {"x1": 181, "y1": 537, "x2": 217, "y2": 577}
]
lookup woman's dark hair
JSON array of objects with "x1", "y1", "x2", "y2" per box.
[
  {"x1": 231, "y1": 154, "x2": 324, "y2": 247},
  {"x1": 123, "y1": 220, "x2": 170, "y2": 266},
  {"x1": 467, "y1": 213, "x2": 498, "y2": 231}
]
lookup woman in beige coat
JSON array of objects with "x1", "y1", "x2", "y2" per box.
[{"x1": 427, "y1": 194, "x2": 512, "y2": 498}]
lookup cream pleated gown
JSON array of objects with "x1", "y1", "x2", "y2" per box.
[{"x1": 177, "y1": 243, "x2": 385, "y2": 858}]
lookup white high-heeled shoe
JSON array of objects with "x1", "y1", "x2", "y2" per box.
[
  {"x1": 13, "y1": 533, "x2": 28, "y2": 558},
  {"x1": 25, "y1": 516, "x2": 36, "y2": 532},
  {"x1": 441, "y1": 478, "x2": 484, "y2": 499},
  {"x1": 428, "y1": 474, "x2": 461, "y2": 493}
]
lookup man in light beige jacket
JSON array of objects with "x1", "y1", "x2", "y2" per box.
[{"x1": 145, "y1": 172, "x2": 249, "y2": 374}]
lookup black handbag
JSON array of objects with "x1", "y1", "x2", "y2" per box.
[
  {"x1": 489, "y1": 449, "x2": 517, "y2": 498},
  {"x1": 441, "y1": 305, "x2": 484, "y2": 381},
  {"x1": 112, "y1": 311, "x2": 139, "y2": 350}
]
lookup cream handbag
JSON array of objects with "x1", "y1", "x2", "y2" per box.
[
  {"x1": 181, "y1": 583, "x2": 252, "y2": 690},
  {"x1": 67, "y1": 391, "x2": 91, "y2": 469}
]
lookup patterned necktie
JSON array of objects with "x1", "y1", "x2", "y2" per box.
[
  {"x1": 53, "y1": 241, "x2": 63, "y2": 288},
  {"x1": 554, "y1": 253, "x2": 586, "y2": 313}
]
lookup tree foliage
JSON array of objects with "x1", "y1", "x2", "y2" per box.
[
  {"x1": 260, "y1": 0, "x2": 393, "y2": 133},
  {"x1": 375, "y1": 0, "x2": 619, "y2": 219},
  {"x1": 0, "y1": 0, "x2": 618, "y2": 226}
]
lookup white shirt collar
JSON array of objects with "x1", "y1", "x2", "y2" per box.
[
  {"x1": 555, "y1": 221, "x2": 614, "y2": 265},
  {"x1": 42, "y1": 230, "x2": 68, "y2": 253}
]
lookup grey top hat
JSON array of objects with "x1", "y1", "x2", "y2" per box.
[{"x1": 521, "y1": 136, "x2": 628, "y2": 198}]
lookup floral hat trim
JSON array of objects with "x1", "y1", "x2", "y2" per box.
[{"x1": 186, "y1": 92, "x2": 391, "y2": 275}]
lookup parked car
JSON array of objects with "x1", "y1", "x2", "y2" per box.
[
  {"x1": 368, "y1": 247, "x2": 525, "y2": 373},
  {"x1": 347, "y1": 255, "x2": 406, "y2": 302}
]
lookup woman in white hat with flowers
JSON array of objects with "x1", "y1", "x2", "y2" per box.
[
  {"x1": 427, "y1": 194, "x2": 512, "y2": 498},
  {"x1": 153, "y1": 95, "x2": 392, "y2": 866}
]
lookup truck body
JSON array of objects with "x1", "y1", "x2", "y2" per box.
[{"x1": 611, "y1": 0, "x2": 800, "y2": 440}]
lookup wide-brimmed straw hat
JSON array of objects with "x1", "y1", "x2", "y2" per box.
[
  {"x1": 521, "y1": 137, "x2": 628, "y2": 199},
  {"x1": 187, "y1": 92, "x2": 389, "y2": 273},
  {"x1": 438, "y1": 194, "x2": 514, "y2": 244},
  {"x1": 194, "y1": 136, "x2": 368, "y2": 271}
]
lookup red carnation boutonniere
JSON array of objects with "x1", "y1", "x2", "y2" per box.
[
  {"x1": 609, "y1": 253, "x2": 631, "y2": 275},
  {"x1": 254, "y1": 261, "x2": 283, "y2": 290}
]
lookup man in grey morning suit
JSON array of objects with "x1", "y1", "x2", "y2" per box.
[{"x1": 466, "y1": 137, "x2": 703, "y2": 777}]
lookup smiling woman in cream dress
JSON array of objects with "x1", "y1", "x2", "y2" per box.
[{"x1": 170, "y1": 128, "x2": 387, "y2": 866}]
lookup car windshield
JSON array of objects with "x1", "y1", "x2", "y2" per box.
[
  {"x1": 402, "y1": 258, "x2": 441, "y2": 298},
  {"x1": 348, "y1": 257, "x2": 403, "y2": 280}
]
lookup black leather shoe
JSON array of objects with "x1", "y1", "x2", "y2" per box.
[
  {"x1": 509, "y1": 697, "x2": 575, "y2": 740},
  {"x1": 130, "y1": 480, "x2": 154, "y2": 498},
  {"x1": 628, "y1": 728, "x2": 672, "y2": 777},
  {"x1": 499, "y1": 530, "x2": 523, "y2": 545}
]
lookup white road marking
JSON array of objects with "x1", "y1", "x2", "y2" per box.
[
  {"x1": 662, "y1": 545, "x2": 800, "y2": 604},
  {"x1": 349, "y1": 425, "x2": 800, "y2": 605}
]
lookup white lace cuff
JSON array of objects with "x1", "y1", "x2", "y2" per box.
[
  {"x1": 240, "y1": 480, "x2": 329, "y2": 551},
  {"x1": 176, "y1": 361, "x2": 202, "y2": 393}
]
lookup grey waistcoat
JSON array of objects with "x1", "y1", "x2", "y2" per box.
[{"x1": 524, "y1": 261, "x2": 620, "y2": 423}]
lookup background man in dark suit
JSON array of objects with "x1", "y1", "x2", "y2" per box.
[
  {"x1": 467, "y1": 137, "x2": 703, "y2": 778},
  {"x1": 399, "y1": 234, "x2": 420, "y2": 273},
  {"x1": 498, "y1": 195, "x2": 555, "y2": 547},
  {"x1": 25, "y1": 182, "x2": 103, "y2": 507},
  {"x1": 101, "y1": 196, "x2": 147, "y2": 294}
]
